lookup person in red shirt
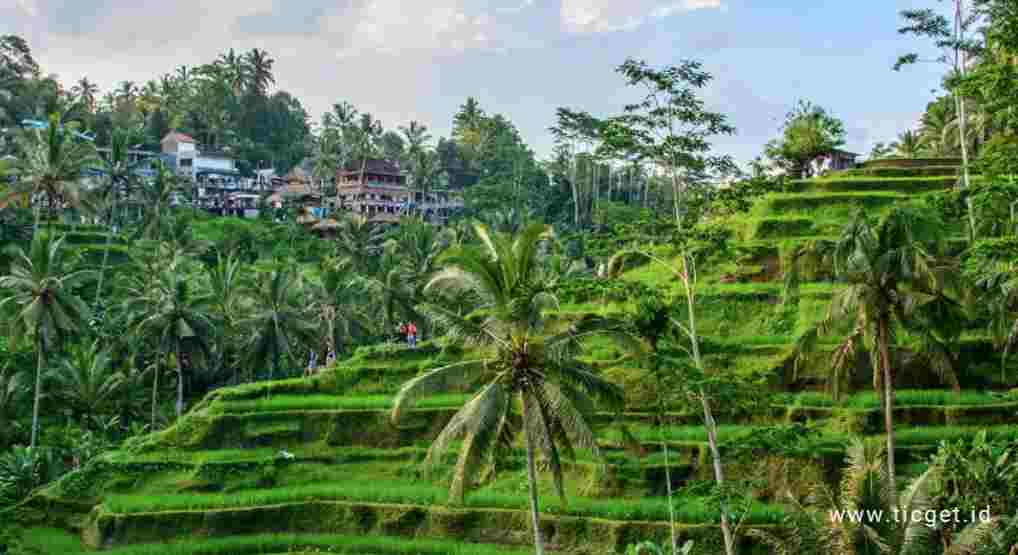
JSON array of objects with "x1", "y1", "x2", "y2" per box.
[{"x1": 407, "y1": 321, "x2": 418, "y2": 349}]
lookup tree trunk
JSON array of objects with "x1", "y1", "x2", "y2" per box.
[
  {"x1": 175, "y1": 343, "x2": 184, "y2": 419},
  {"x1": 879, "y1": 317, "x2": 898, "y2": 508},
  {"x1": 656, "y1": 368, "x2": 679, "y2": 555},
  {"x1": 32, "y1": 200, "x2": 41, "y2": 238},
  {"x1": 955, "y1": 0, "x2": 976, "y2": 242},
  {"x1": 95, "y1": 188, "x2": 118, "y2": 309},
  {"x1": 670, "y1": 168, "x2": 682, "y2": 228},
  {"x1": 151, "y1": 355, "x2": 159, "y2": 431},
  {"x1": 30, "y1": 334, "x2": 44, "y2": 449},
  {"x1": 681, "y1": 256, "x2": 736, "y2": 555},
  {"x1": 521, "y1": 393, "x2": 546, "y2": 555},
  {"x1": 570, "y1": 144, "x2": 580, "y2": 227}
]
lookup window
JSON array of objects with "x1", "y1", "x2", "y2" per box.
[{"x1": 181, "y1": 159, "x2": 193, "y2": 168}]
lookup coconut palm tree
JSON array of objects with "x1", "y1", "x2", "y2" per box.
[
  {"x1": 206, "y1": 251, "x2": 249, "y2": 384},
  {"x1": 750, "y1": 438, "x2": 998, "y2": 555},
  {"x1": 245, "y1": 48, "x2": 275, "y2": 96},
  {"x1": 123, "y1": 252, "x2": 214, "y2": 421},
  {"x1": 0, "y1": 234, "x2": 92, "y2": 448},
  {"x1": 217, "y1": 48, "x2": 248, "y2": 96},
  {"x1": 399, "y1": 121, "x2": 433, "y2": 157},
  {"x1": 335, "y1": 214, "x2": 387, "y2": 273},
  {"x1": 71, "y1": 77, "x2": 99, "y2": 113},
  {"x1": 890, "y1": 130, "x2": 925, "y2": 158},
  {"x1": 1, "y1": 113, "x2": 98, "y2": 233},
  {"x1": 311, "y1": 257, "x2": 371, "y2": 358},
  {"x1": 136, "y1": 159, "x2": 183, "y2": 241},
  {"x1": 242, "y1": 267, "x2": 317, "y2": 385},
  {"x1": 50, "y1": 339, "x2": 124, "y2": 420},
  {"x1": 391, "y1": 223, "x2": 627, "y2": 555},
  {"x1": 786, "y1": 208, "x2": 952, "y2": 506},
  {"x1": 94, "y1": 129, "x2": 140, "y2": 310}
]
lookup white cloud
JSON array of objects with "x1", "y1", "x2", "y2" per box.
[
  {"x1": 15, "y1": 0, "x2": 38, "y2": 17},
  {"x1": 560, "y1": 0, "x2": 723, "y2": 34}
]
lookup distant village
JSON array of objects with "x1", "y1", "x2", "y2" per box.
[{"x1": 102, "y1": 130, "x2": 465, "y2": 232}]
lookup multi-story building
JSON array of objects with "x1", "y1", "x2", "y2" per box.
[{"x1": 334, "y1": 159, "x2": 463, "y2": 224}]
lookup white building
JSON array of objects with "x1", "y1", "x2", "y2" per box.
[{"x1": 160, "y1": 131, "x2": 238, "y2": 182}]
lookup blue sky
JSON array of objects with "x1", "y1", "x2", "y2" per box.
[{"x1": 3, "y1": 0, "x2": 950, "y2": 167}]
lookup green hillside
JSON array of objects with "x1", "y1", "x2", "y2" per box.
[{"x1": 4, "y1": 165, "x2": 1016, "y2": 555}]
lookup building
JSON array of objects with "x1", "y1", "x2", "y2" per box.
[
  {"x1": 335, "y1": 159, "x2": 410, "y2": 223},
  {"x1": 160, "y1": 131, "x2": 241, "y2": 185},
  {"x1": 334, "y1": 159, "x2": 464, "y2": 224},
  {"x1": 816, "y1": 149, "x2": 860, "y2": 174}
]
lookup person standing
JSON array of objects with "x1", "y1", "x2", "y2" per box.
[{"x1": 407, "y1": 321, "x2": 418, "y2": 349}]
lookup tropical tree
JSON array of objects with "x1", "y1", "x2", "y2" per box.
[
  {"x1": 123, "y1": 252, "x2": 214, "y2": 421},
  {"x1": 136, "y1": 159, "x2": 183, "y2": 241},
  {"x1": 206, "y1": 251, "x2": 248, "y2": 384},
  {"x1": 94, "y1": 129, "x2": 140, "y2": 309},
  {"x1": 890, "y1": 130, "x2": 925, "y2": 158},
  {"x1": 750, "y1": 438, "x2": 1000, "y2": 555},
  {"x1": 896, "y1": 3, "x2": 983, "y2": 240},
  {"x1": 0, "y1": 234, "x2": 92, "y2": 448},
  {"x1": 602, "y1": 59, "x2": 736, "y2": 227},
  {"x1": 242, "y1": 267, "x2": 317, "y2": 385},
  {"x1": 391, "y1": 223, "x2": 627, "y2": 555},
  {"x1": 2, "y1": 113, "x2": 98, "y2": 233},
  {"x1": 71, "y1": 77, "x2": 99, "y2": 113},
  {"x1": 50, "y1": 339, "x2": 124, "y2": 420},
  {"x1": 311, "y1": 257, "x2": 371, "y2": 358},
  {"x1": 786, "y1": 208, "x2": 953, "y2": 506},
  {"x1": 335, "y1": 214, "x2": 386, "y2": 272},
  {"x1": 245, "y1": 48, "x2": 275, "y2": 96},
  {"x1": 763, "y1": 100, "x2": 846, "y2": 178}
]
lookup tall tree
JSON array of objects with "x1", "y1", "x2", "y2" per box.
[
  {"x1": 71, "y1": 77, "x2": 99, "y2": 113},
  {"x1": 242, "y1": 267, "x2": 317, "y2": 385},
  {"x1": 786, "y1": 208, "x2": 953, "y2": 508},
  {"x1": 890, "y1": 129, "x2": 925, "y2": 158},
  {"x1": 896, "y1": 2, "x2": 983, "y2": 240},
  {"x1": 124, "y1": 253, "x2": 213, "y2": 420},
  {"x1": 2, "y1": 113, "x2": 98, "y2": 233},
  {"x1": 0, "y1": 234, "x2": 92, "y2": 448},
  {"x1": 245, "y1": 48, "x2": 276, "y2": 96},
  {"x1": 603, "y1": 59, "x2": 737, "y2": 228},
  {"x1": 763, "y1": 100, "x2": 846, "y2": 178},
  {"x1": 392, "y1": 223, "x2": 626, "y2": 555}
]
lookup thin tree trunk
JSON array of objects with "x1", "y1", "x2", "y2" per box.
[
  {"x1": 95, "y1": 189, "x2": 117, "y2": 308},
  {"x1": 655, "y1": 356, "x2": 679, "y2": 555},
  {"x1": 30, "y1": 334, "x2": 44, "y2": 449},
  {"x1": 151, "y1": 355, "x2": 159, "y2": 430},
  {"x1": 570, "y1": 144, "x2": 579, "y2": 227},
  {"x1": 955, "y1": 0, "x2": 976, "y2": 242},
  {"x1": 670, "y1": 168, "x2": 682, "y2": 229},
  {"x1": 681, "y1": 256, "x2": 736, "y2": 555},
  {"x1": 32, "y1": 200, "x2": 41, "y2": 238},
  {"x1": 521, "y1": 393, "x2": 546, "y2": 555},
  {"x1": 879, "y1": 318, "x2": 897, "y2": 508},
  {"x1": 175, "y1": 343, "x2": 184, "y2": 419}
]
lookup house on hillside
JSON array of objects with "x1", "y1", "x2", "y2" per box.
[
  {"x1": 815, "y1": 149, "x2": 860, "y2": 174},
  {"x1": 334, "y1": 159, "x2": 411, "y2": 223},
  {"x1": 333, "y1": 159, "x2": 464, "y2": 225}
]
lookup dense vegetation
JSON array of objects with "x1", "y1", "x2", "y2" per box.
[{"x1": 1, "y1": 2, "x2": 1018, "y2": 554}]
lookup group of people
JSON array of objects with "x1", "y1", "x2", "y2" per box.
[{"x1": 398, "y1": 321, "x2": 418, "y2": 349}]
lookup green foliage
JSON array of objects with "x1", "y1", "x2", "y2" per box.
[
  {"x1": 0, "y1": 445, "x2": 38, "y2": 505},
  {"x1": 764, "y1": 100, "x2": 846, "y2": 178}
]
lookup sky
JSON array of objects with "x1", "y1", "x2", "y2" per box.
[{"x1": 3, "y1": 0, "x2": 951, "y2": 168}]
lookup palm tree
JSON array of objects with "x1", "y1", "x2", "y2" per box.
[
  {"x1": 217, "y1": 48, "x2": 248, "y2": 96},
  {"x1": 242, "y1": 267, "x2": 317, "y2": 385},
  {"x1": 71, "y1": 77, "x2": 99, "y2": 113},
  {"x1": 2, "y1": 113, "x2": 98, "y2": 233},
  {"x1": 399, "y1": 121, "x2": 433, "y2": 156},
  {"x1": 919, "y1": 99, "x2": 957, "y2": 157},
  {"x1": 94, "y1": 129, "x2": 140, "y2": 310},
  {"x1": 50, "y1": 339, "x2": 124, "y2": 420},
  {"x1": 124, "y1": 252, "x2": 214, "y2": 421},
  {"x1": 335, "y1": 214, "x2": 387, "y2": 272},
  {"x1": 206, "y1": 251, "x2": 248, "y2": 384},
  {"x1": 245, "y1": 48, "x2": 275, "y2": 95},
  {"x1": 136, "y1": 159, "x2": 183, "y2": 241},
  {"x1": 391, "y1": 223, "x2": 626, "y2": 555},
  {"x1": 786, "y1": 208, "x2": 952, "y2": 506},
  {"x1": 972, "y1": 257, "x2": 1018, "y2": 382},
  {"x1": 311, "y1": 257, "x2": 371, "y2": 358},
  {"x1": 890, "y1": 130, "x2": 925, "y2": 158},
  {"x1": 115, "y1": 81, "x2": 138, "y2": 104},
  {"x1": 0, "y1": 234, "x2": 92, "y2": 448},
  {"x1": 750, "y1": 438, "x2": 998, "y2": 555}
]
